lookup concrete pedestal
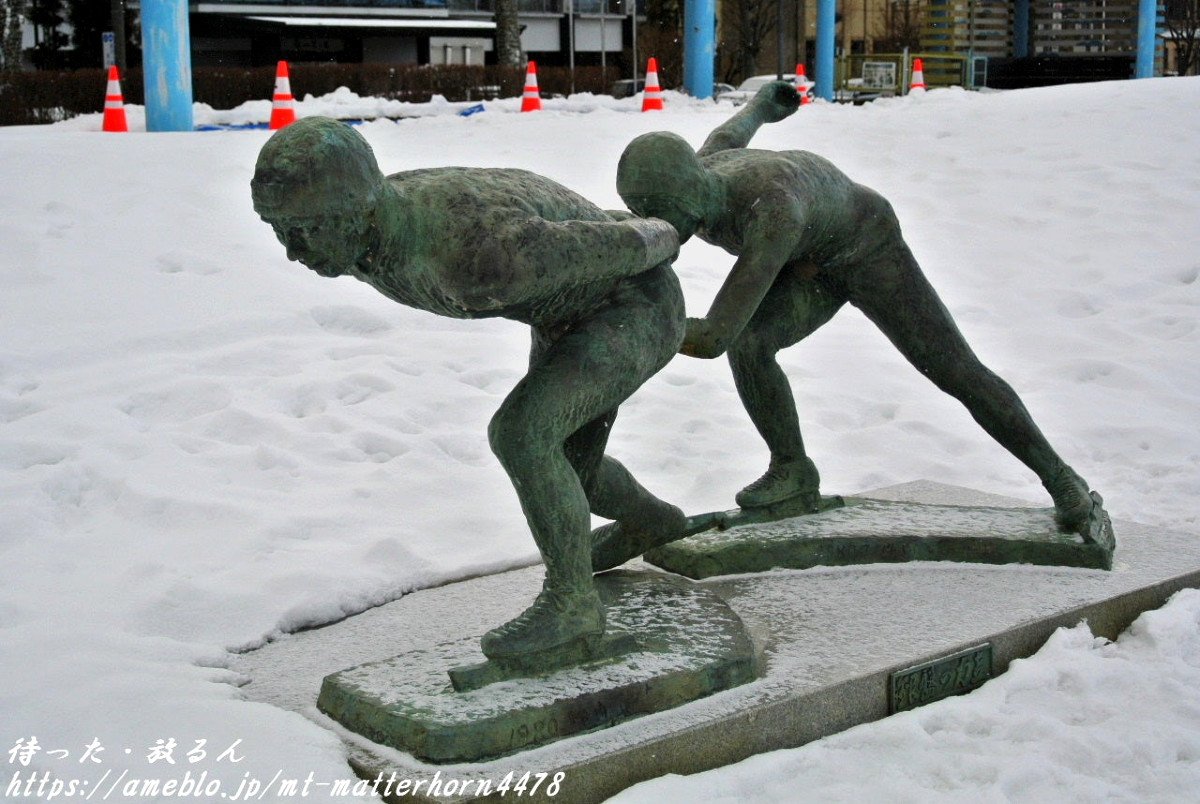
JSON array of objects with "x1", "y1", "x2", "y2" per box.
[
  {"x1": 231, "y1": 481, "x2": 1200, "y2": 803},
  {"x1": 316, "y1": 571, "x2": 757, "y2": 763}
]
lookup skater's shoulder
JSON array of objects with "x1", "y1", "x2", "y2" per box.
[{"x1": 705, "y1": 148, "x2": 849, "y2": 188}]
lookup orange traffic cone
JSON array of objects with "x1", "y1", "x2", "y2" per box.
[
  {"x1": 102, "y1": 66, "x2": 128, "y2": 133},
  {"x1": 909, "y1": 58, "x2": 927, "y2": 93},
  {"x1": 269, "y1": 61, "x2": 297, "y2": 129},
  {"x1": 642, "y1": 58, "x2": 664, "y2": 111},
  {"x1": 795, "y1": 63, "x2": 812, "y2": 105},
  {"x1": 520, "y1": 62, "x2": 542, "y2": 112}
]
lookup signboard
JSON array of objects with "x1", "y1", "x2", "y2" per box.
[
  {"x1": 890, "y1": 643, "x2": 993, "y2": 713},
  {"x1": 102, "y1": 31, "x2": 116, "y2": 68},
  {"x1": 861, "y1": 61, "x2": 897, "y2": 90}
]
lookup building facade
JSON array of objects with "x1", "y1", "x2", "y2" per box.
[
  {"x1": 185, "y1": 0, "x2": 633, "y2": 68},
  {"x1": 727, "y1": 0, "x2": 1161, "y2": 86}
]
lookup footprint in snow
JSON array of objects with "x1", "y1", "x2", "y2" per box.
[{"x1": 310, "y1": 305, "x2": 393, "y2": 337}]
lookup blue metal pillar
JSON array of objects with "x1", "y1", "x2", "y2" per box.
[
  {"x1": 683, "y1": 0, "x2": 715, "y2": 98},
  {"x1": 1013, "y1": 0, "x2": 1030, "y2": 58},
  {"x1": 140, "y1": 0, "x2": 194, "y2": 131},
  {"x1": 814, "y1": 0, "x2": 836, "y2": 100},
  {"x1": 1134, "y1": 0, "x2": 1159, "y2": 78}
]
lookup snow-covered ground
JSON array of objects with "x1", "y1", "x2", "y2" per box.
[
  {"x1": 613, "y1": 588, "x2": 1200, "y2": 804},
  {"x1": 1, "y1": 77, "x2": 1198, "y2": 801}
]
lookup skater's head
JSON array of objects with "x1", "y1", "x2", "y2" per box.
[
  {"x1": 617, "y1": 132, "x2": 712, "y2": 241},
  {"x1": 252, "y1": 117, "x2": 385, "y2": 276}
]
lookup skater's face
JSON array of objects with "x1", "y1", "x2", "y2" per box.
[
  {"x1": 251, "y1": 118, "x2": 385, "y2": 278},
  {"x1": 266, "y1": 208, "x2": 369, "y2": 277},
  {"x1": 625, "y1": 195, "x2": 701, "y2": 242}
]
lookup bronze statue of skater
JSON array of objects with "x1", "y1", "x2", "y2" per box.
[
  {"x1": 613, "y1": 81, "x2": 1100, "y2": 544},
  {"x1": 252, "y1": 117, "x2": 689, "y2": 668}
]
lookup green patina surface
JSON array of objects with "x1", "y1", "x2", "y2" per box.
[
  {"x1": 645, "y1": 496, "x2": 1115, "y2": 579},
  {"x1": 316, "y1": 571, "x2": 758, "y2": 764},
  {"x1": 256, "y1": 87, "x2": 1117, "y2": 765},
  {"x1": 252, "y1": 117, "x2": 691, "y2": 668},
  {"x1": 890, "y1": 643, "x2": 994, "y2": 714},
  {"x1": 618, "y1": 79, "x2": 1106, "y2": 540}
]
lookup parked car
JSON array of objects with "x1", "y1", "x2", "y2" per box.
[
  {"x1": 610, "y1": 78, "x2": 645, "y2": 99},
  {"x1": 837, "y1": 77, "x2": 885, "y2": 105},
  {"x1": 716, "y1": 74, "x2": 886, "y2": 105},
  {"x1": 716, "y1": 74, "x2": 811, "y2": 105},
  {"x1": 612, "y1": 79, "x2": 736, "y2": 99}
]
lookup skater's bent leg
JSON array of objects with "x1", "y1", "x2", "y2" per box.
[
  {"x1": 486, "y1": 265, "x2": 684, "y2": 653},
  {"x1": 564, "y1": 414, "x2": 686, "y2": 563},
  {"x1": 486, "y1": 387, "x2": 602, "y2": 658},
  {"x1": 727, "y1": 273, "x2": 844, "y2": 508},
  {"x1": 728, "y1": 330, "x2": 806, "y2": 464},
  {"x1": 588, "y1": 451, "x2": 688, "y2": 572},
  {"x1": 562, "y1": 268, "x2": 685, "y2": 531}
]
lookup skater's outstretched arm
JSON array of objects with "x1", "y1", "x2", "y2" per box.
[
  {"x1": 698, "y1": 81, "x2": 801, "y2": 158},
  {"x1": 440, "y1": 216, "x2": 679, "y2": 312},
  {"x1": 681, "y1": 207, "x2": 800, "y2": 358}
]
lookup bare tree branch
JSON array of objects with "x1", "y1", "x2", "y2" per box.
[
  {"x1": 1165, "y1": 0, "x2": 1200, "y2": 75},
  {"x1": 2, "y1": 0, "x2": 31, "y2": 73},
  {"x1": 875, "y1": 0, "x2": 925, "y2": 53},
  {"x1": 729, "y1": 0, "x2": 777, "y2": 80}
]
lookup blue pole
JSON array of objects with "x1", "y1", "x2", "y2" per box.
[
  {"x1": 1013, "y1": 0, "x2": 1030, "y2": 58},
  {"x1": 814, "y1": 0, "x2": 835, "y2": 100},
  {"x1": 1134, "y1": 0, "x2": 1158, "y2": 78},
  {"x1": 683, "y1": 0, "x2": 715, "y2": 97},
  {"x1": 140, "y1": 0, "x2": 194, "y2": 131}
]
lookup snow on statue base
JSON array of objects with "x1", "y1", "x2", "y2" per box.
[
  {"x1": 231, "y1": 483, "x2": 1191, "y2": 804},
  {"x1": 316, "y1": 571, "x2": 757, "y2": 764},
  {"x1": 647, "y1": 491, "x2": 1115, "y2": 579},
  {"x1": 313, "y1": 488, "x2": 1112, "y2": 766}
]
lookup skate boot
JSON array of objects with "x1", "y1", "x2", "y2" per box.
[
  {"x1": 1044, "y1": 465, "x2": 1094, "y2": 533},
  {"x1": 735, "y1": 456, "x2": 820, "y2": 509},
  {"x1": 591, "y1": 503, "x2": 688, "y2": 573},
  {"x1": 480, "y1": 584, "x2": 604, "y2": 660}
]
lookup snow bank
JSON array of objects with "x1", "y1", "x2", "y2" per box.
[
  {"x1": 611, "y1": 588, "x2": 1200, "y2": 803},
  {"x1": 1, "y1": 77, "x2": 1198, "y2": 800},
  {"x1": 47, "y1": 86, "x2": 718, "y2": 131}
]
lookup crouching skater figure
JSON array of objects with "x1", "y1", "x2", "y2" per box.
[
  {"x1": 252, "y1": 118, "x2": 689, "y2": 665},
  {"x1": 609, "y1": 81, "x2": 1103, "y2": 551}
]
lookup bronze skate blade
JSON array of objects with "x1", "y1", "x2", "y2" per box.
[
  {"x1": 719, "y1": 494, "x2": 846, "y2": 529},
  {"x1": 448, "y1": 631, "x2": 640, "y2": 693},
  {"x1": 682, "y1": 494, "x2": 847, "y2": 537}
]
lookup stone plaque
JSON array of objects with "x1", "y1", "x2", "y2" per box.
[{"x1": 890, "y1": 643, "x2": 993, "y2": 713}]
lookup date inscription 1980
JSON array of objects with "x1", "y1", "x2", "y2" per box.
[{"x1": 890, "y1": 643, "x2": 993, "y2": 713}]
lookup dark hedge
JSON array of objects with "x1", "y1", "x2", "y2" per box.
[{"x1": 0, "y1": 63, "x2": 621, "y2": 126}]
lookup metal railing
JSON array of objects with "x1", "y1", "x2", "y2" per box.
[
  {"x1": 212, "y1": 0, "x2": 452, "y2": 6},
  {"x1": 209, "y1": 0, "x2": 633, "y2": 14},
  {"x1": 572, "y1": 0, "x2": 624, "y2": 14},
  {"x1": 447, "y1": 0, "x2": 564, "y2": 11}
]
